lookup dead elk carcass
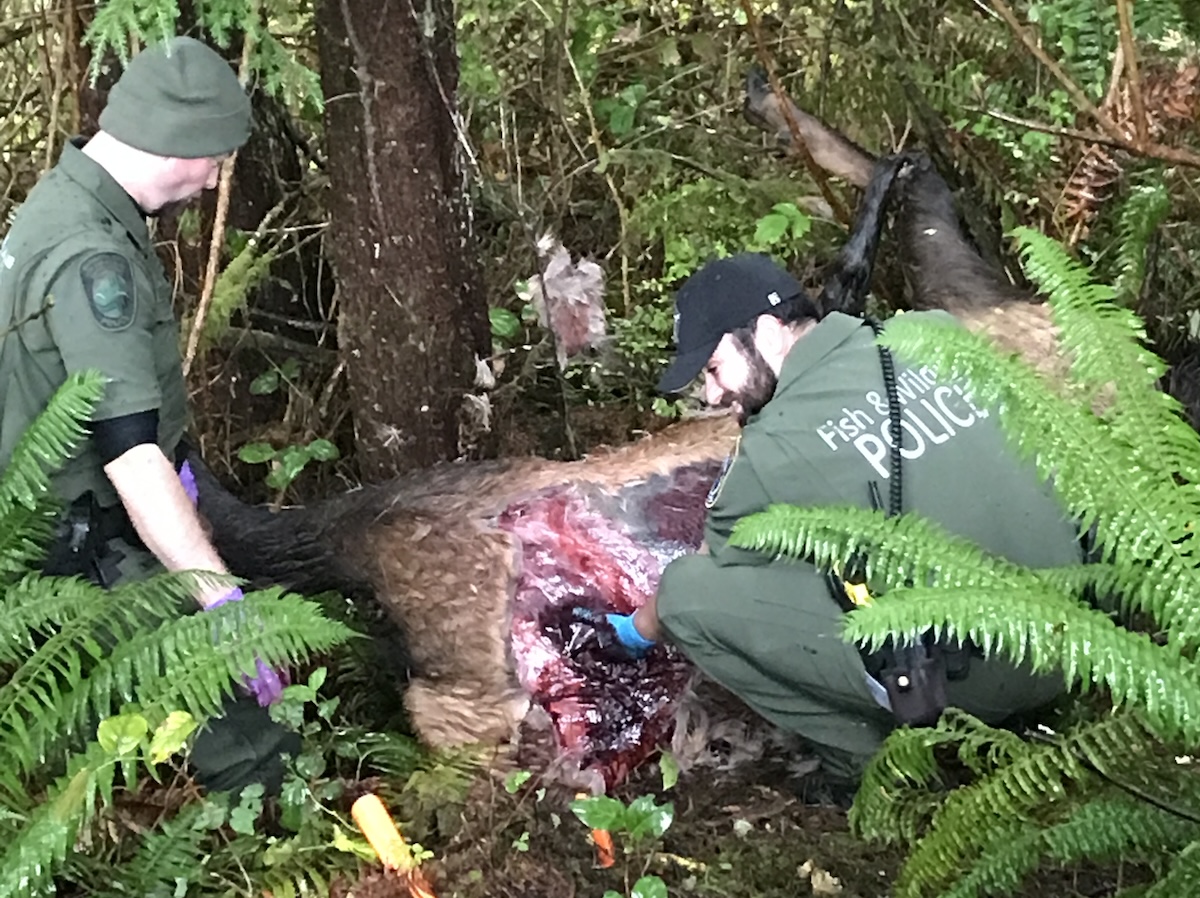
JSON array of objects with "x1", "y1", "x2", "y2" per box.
[{"x1": 194, "y1": 412, "x2": 742, "y2": 792}]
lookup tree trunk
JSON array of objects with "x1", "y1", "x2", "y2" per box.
[{"x1": 315, "y1": 0, "x2": 490, "y2": 480}]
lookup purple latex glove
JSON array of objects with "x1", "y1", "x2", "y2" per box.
[
  {"x1": 179, "y1": 460, "x2": 199, "y2": 505},
  {"x1": 206, "y1": 587, "x2": 289, "y2": 706}
]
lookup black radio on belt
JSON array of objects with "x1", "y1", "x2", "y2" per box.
[{"x1": 821, "y1": 318, "x2": 970, "y2": 728}]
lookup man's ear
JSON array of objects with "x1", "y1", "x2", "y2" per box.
[{"x1": 753, "y1": 314, "x2": 788, "y2": 354}]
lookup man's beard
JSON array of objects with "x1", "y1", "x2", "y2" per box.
[{"x1": 723, "y1": 338, "x2": 778, "y2": 426}]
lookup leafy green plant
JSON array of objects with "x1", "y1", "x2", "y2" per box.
[
  {"x1": 571, "y1": 789, "x2": 674, "y2": 895},
  {"x1": 238, "y1": 437, "x2": 340, "y2": 491},
  {"x1": 571, "y1": 792, "x2": 675, "y2": 847},
  {"x1": 605, "y1": 875, "x2": 669, "y2": 898},
  {"x1": 235, "y1": 359, "x2": 342, "y2": 492},
  {"x1": 0, "y1": 370, "x2": 356, "y2": 897},
  {"x1": 727, "y1": 227, "x2": 1200, "y2": 897}
]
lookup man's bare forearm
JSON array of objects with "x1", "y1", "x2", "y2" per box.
[{"x1": 103, "y1": 443, "x2": 234, "y2": 608}]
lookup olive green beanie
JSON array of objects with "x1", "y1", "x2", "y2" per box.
[{"x1": 98, "y1": 36, "x2": 252, "y2": 159}]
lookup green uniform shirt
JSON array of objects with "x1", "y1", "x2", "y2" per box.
[
  {"x1": 657, "y1": 311, "x2": 1082, "y2": 773},
  {"x1": 0, "y1": 139, "x2": 189, "y2": 507}
]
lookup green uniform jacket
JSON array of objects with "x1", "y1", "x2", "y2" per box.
[
  {"x1": 0, "y1": 140, "x2": 189, "y2": 508},
  {"x1": 657, "y1": 311, "x2": 1083, "y2": 777}
]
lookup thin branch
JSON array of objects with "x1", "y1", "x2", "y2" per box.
[
  {"x1": 984, "y1": 0, "x2": 1126, "y2": 143},
  {"x1": 1115, "y1": 0, "x2": 1148, "y2": 150},
  {"x1": 978, "y1": 108, "x2": 1132, "y2": 150},
  {"x1": 183, "y1": 27, "x2": 257, "y2": 377},
  {"x1": 978, "y1": 107, "x2": 1200, "y2": 169},
  {"x1": 738, "y1": 0, "x2": 851, "y2": 225},
  {"x1": 38, "y1": 2, "x2": 66, "y2": 172}
]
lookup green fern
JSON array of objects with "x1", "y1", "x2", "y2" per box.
[
  {"x1": 0, "y1": 365, "x2": 359, "y2": 893},
  {"x1": 944, "y1": 792, "x2": 1198, "y2": 898},
  {"x1": 729, "y1": 226, "x2": 1200, "y2": 895},
  {"x1": 1111, "y1": 177, "x2": 1171, "y2": 307},
  {"x1": 85, "y1": 1, "x2": 325, "y2": 116},
  {"x1": 888, "y1": 713, "x2": 1163, "y2": 897},
  {"x1": 0, "y1": 370, "x2": 104, "y2": 517},
  {"x1": 1143, "y1": 839, "x2": 1200, "y2": 897},
  {"x1": 875, "y1": 290, "x2": 1200, "y2": 649}
]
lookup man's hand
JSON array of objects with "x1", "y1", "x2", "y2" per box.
[
  {"x1": 607, "y1": 611, "x2": 657, "y2": 656},
  {"x1": 206, "y1": 586, "x2": 289, "y2": 706},
  {"x1": 569, "y1": 606, "x2": 657, "y2": 658},
  {"x1": 106, "y1": 444, "x2": 288, "y2": 705}
]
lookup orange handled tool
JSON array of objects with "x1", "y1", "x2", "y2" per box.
[{"x1": 351, "y1": 793, "x2": 437, "y2": 897}]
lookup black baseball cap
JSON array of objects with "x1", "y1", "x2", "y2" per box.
[{"x1": 657, "y1": 253, "x2": 808, "y2": 393}]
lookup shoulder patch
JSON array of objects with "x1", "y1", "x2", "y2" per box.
[
  {"x1": 80, "y1": 252, "x2": 136, "y2": 331},
  {"x1": 705, "y1": 435, "x2": 742, "y2": 509}
]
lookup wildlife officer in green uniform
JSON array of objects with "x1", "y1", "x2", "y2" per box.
[
  {"x1": 0, "y1": 35, "x2": 298, "y2": 794},
  {"x1": 599, "y1": 251, "x2": 1083, "y2": 790}
]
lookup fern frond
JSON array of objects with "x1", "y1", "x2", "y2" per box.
[
  {"x1": 1143, "y1": 838, "x2": 1200, "y2": 898},
  {"x1": 845, "y1": 585, "x2": 1200, "y2": 743},
  {"x1": 0, "y1": 370, "x2": 105, "y2": 515},
  {"x1": 894, "y1": 713, "x2": 1153, "y2": 897},
  {"x1": 0, "y1": 505, "x2": 59, "y2": 582},
  {"x1": 944, "y1": 792, "x2": 1198, "y2": 898},
  {"x1": 1111, "y1": 178, "x2": 1171, "y2": 306},
  {"x1": 852, "y1": 710, "x2": 1046, "y2": 847},
  {"x1": 0, "y1": 737, "x2": 117, "y2": 898},
  {"x1": 71, "y1": 801, "x2": 212, "y2": 897},
  {"x1": 0, "y1": 575, "x2": 195, "y2": 796},
  {"x1": 729, "y1": 503, "x2": 1030, "y2": 593},
  {"x1": 1013, "y1": 226, "x2": 1200, "y2": 486},
  {"x1": 877, "y1": 314, "x2": 1200, "y2": 649},
  {"x1": 851, "y1": 724, "x2": 963, "y2": 845},
  {"x1": 0, "y1": 587, "x2": 355, "y2": 794}
]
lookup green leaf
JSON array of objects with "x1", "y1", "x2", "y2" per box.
[
  {"x1": 279, "y1": 357, "x2": 301, "y2": 380},
  {"x1": 305, "y1": 439, "x2": 339, "y2": 462},
  {"x1": 148, "y1": 711, "x2": 198, "y2": 763},
  {"x1": 238, "y1": 442, "x2": 278, "y2": 464},
  {"x1": 505, "y1": 770, "x2": 532, "y2": 793},
  {"x1": 229, "y1": 803, "x2": 259, "y2": 835},
  {"x1": 278, "y1": 446, "x2": 310, "y2": 484},
  {"x1": 295, "y1": 749, "x2": 326, "y2": 779},
  {"x1": 97, "y1": 712, "x2": 149, "y2": 757},
  {"x1": 608, "y1": 104, "x2": 636, "y2": 137},
  {"x1": 660, "y1": 751, "x2": 679, "y2": 790},
  {"x1": 250, "y1": 370, "x2": 280, "y2": 395},
  {"x1": 632, "y1": 875, "x2": 669, "y2": 898},
  {"x1": 626, "y1": 795, "x2": 674, "y2": 841},
  {"x1": 569, "y1": 795, "x2": 626, "y2": 831},
  {"x1": 332, "y1": 824, "x2": 379, "y2": 860},
  {"x1": 490, "y1": 307, "x2": 521, "y2": 340},
  {"x1": 753, "y1": 212, "x2": 790, "y2": 246},
  {"x1": 307, "y1": 667, "x2": 328, "y2": 692}
]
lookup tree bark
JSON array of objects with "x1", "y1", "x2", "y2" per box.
[{"x1": 316, "y1": 0, "x2": 490, "y2": 480}]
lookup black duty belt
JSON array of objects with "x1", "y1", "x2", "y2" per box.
[{"x1": 40, "y1": 491, "x2": 145, "y2": 585}]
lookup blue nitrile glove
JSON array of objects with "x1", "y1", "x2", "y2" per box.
[
  {"x1": 206, "y1": 587, "x2": 289, "y2": 707},
  {"x1": 606, "y1": 612, "x2": 657, "y2": 656}
]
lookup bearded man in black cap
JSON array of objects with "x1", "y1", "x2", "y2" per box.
[
  {"x1": 595, "y1": 250, "x2": 1085, "y2": 792},
  {"x1": 0, "y1": 35, "x2": 298, "y2": 794}
]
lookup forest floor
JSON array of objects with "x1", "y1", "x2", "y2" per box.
[{"x1": 331, "y1": 743, "x2": 1145, "y2": 898}]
